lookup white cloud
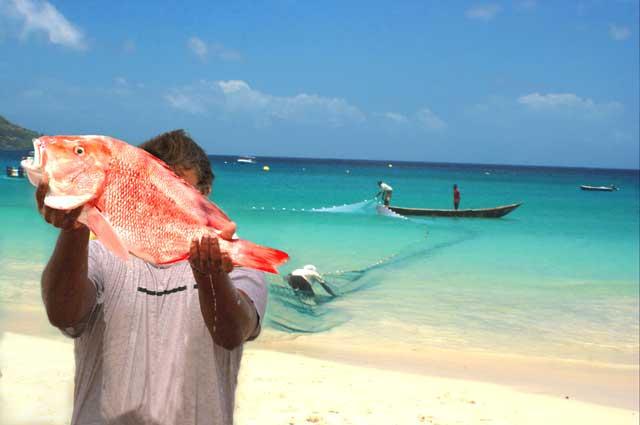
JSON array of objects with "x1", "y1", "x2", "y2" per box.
[
  {"x1": 518, "y1": 92, "x2": 623, "y2": 115},
  {"x1": 377, "y1": 109, "x2": 448, "y2": 132},
  {"x1": 188, "y1": 36, "x2": 207, "y2": 60},
  {"x1": 3, "y1": 0, "x2": 86, "y2": 50},
  {"x1": 187, "y1": 37, "x2": 242, "y2": 62},
  {"x1": 111, "y1": 77, "x2": 146, "y2": 96},
  {"x1": 166, "y1": 80, "x2": 366, "y2": 127},
  {"x1": 415, "y1": 108, "x2": 446, "y2": 130},
  {"x1": 609, "y1": 24, "x2": 630, "y2": 41},
  {"x1": 166, "y1": 91, "x2": 206, "y2": 114},
  {"x1": 465, "y1": 4, "x2": 501, "y2": 21},
  {"x1": 382, "y1": 112, "x2": 409, "y2": 124}
]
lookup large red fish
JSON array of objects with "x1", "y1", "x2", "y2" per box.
[{"x1": 21, "y1": 135, "x2": 289, "y2": 273}]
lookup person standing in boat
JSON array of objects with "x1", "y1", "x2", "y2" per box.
[
  {"x1": 453, "y1": 184, "x2": 461, "y2": 210},
  {"x1": 377, "y1": 181, "x2": 393, "y2": 206}
]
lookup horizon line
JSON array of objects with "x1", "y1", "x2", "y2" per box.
[
  {"x1": 1, "y1": 148, "x2": 638, "y2": 172},
  {"x1": 205, "y1": 152, "x2": 640, "y2": 172}
]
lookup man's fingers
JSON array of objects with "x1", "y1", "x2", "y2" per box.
[
  {"x1": 36, "y1": 183, "x2": 84, "y2": 230},
  {"x1": 68, "y1": 205, "x2": 83, "y2": 221},
  {"x1": 220, "y1": 221, "x2": 237, "y2": 240},
  {"x1": 61, "y1": 206, "x2": 83, "y2": 229},
  {"x1": 36, "y1": 183, "x2": 48, "y2": 212},
  {"x1": 208, "y1": 234, "x2": 220, "y2": 273},
  {"x1": 50, "y1": 210, "x2": 65, "y2": 228},
  {"x1": 200, "y1": 236, "x2": 210, "y2": 274},
  {"x1": 193, "y1": 238, "x2": 200, "y2": 261},
  {"x1": 189, "y1": 239, "x2": 199, "y2": 267},
  {"x1": 190, "y1": 236, "x2": 229, "y2": 277},
  {"x1": 189, "y1": 239, "x2": 198, "y2": 263},
  {"x1": 43, "y1": 205, "x2": 55, "y2": 225},
  {"x1": 189, "y1": 238, "x2": 202, "y2": 274},
  {"x1": 221, "y1": 253, "x2": 233, "y2": 274},
  {"x1": 204, "y1": 236, "x2": 226, "y2": 274},
  {"x1": 211, "y1": 237, "x2": 224, "y2": 273}
]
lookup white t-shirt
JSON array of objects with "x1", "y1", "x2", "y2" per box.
[{"x1": 63, "y1": 240, "x2": 267, "y2": 425}]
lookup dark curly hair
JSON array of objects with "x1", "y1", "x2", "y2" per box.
[{"x1": 139, "y1": 129, "x2": 214, "y2": 191}]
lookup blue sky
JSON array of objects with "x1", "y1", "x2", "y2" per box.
[{"x1": 0, "y1": 0, "x2": 638, "y2": 168}]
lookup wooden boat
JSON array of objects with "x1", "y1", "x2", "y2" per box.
[
  {"x1": 388, "y1": 203, "x2": 522, "y2": 218},
  {"x1": 580, "y1": 185, "x2": 617, "y2": 192}
]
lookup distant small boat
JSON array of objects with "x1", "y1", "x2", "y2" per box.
[
  {"x1": 580, "y1": 185, "x2": 618, "y2": 192},
  {"x1": 237, "y1": 156, "x2": 257, "y2": 164},
  {"x1": 6, "y1": 151, "x2": 33, "y2": 178},
  {"x1": 388, "y1": 203, "x2": 522, "y2": 218},
  {"x1": 5, "y1": 165, "x2": 24, "y2": 178}
]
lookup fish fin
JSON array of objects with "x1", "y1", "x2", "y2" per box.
[
  {"x1": 84, "y1": 207, "x2": 129, "y2": 261},
  {"x1": 157, "y1": 253, "x2": 190, "y2": 265},
  {"x1": 229, "y1": 239, "x2": 289, "y2": 274},
  {"x1": 44, "y1": 193, "x2": 94, "y2": 210},
  {"x1": 198, "y1": 197, "x2": 232, "y2": 230}
]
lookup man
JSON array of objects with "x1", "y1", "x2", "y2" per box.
[
  {"x1": 453, "y1": 184, "x2": 461, "y2": 210},
  {"x1": 286, "y1": 265, "x2": 336, "y2": 298},
  {"x1": 37, "y1": 129, "x2": 266, "y2": 424},
  {"x1": 376, "y1": 181, "x2": 393, "y2": 206}
]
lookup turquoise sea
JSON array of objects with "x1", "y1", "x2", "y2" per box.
[{"x1": 1, "y1": 151, "x2": 638, "y2": 366}]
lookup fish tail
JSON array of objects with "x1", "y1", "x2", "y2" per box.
[{"x1": 230, "y1": 239, "x2": 289, "y2": 274}]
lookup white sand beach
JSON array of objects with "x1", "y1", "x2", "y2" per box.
[
  {"x1": 0, "y1": 332, "x2": 74, "y2": 425},
  {"x1": 0, "y1": 331, "x2": 637, "y2": 425}
]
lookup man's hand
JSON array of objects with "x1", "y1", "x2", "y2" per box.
[
  {"x1": 189, "y1": 235, "x2": 258, "y2": 350},
  {"x1": 36, "y1": 183, "x2": 85, "y2": 231},
  {"x1": 37, "y1": 182, "x2": 94, "y2": 330},
  {"x1": 189, "y1": 235, "x2": 233, "y2": 277}
]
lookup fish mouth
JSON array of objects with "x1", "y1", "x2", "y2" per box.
[
  {"x1": 21, "y1": 139, "x2": 44, "y2": 169},
  {"x1": 20, "y1": 138, "x2": 45, "y2": 186}
]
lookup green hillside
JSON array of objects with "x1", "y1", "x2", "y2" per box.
[{"x1": 0, "y1": 115, "x2": 40, "y2": 150}]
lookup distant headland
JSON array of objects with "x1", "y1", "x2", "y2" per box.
[{"x1": 0, "y1": 115, "x2": 40, "y2": 150}]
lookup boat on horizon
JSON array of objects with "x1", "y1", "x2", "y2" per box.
[
  {"x1": 5, "y1": 151, "x2": 33, "y2": 178},
  {"x1": 580, "y1": 185, "x2": 618, "y2": 192},
  {"x1": 236, "y1": 156, "x2": 257, "y2": 164},
  {"x1": 5, "y1": 165, "x2": 23, "y2": 178},
  {"x1": 388, "y1": 203, "x2": 522, "y2": 218}
]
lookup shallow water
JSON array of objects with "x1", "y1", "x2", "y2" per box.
[{"x1": 1, "y1": 152, "x2": 638, "y2": 365}]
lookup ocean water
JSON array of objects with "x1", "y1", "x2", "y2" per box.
[{"x1": 1, "y1": 151, "x2": 638, "y2": 365}]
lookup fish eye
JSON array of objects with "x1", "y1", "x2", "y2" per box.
[{"x1": 74, "y1": 146, "x2": 85, "y2": 156}]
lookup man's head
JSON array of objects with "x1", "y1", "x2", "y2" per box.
[
  {"x1": 139, "y1": 129, "x2": 213, "y2": 195},
  {"x1": 453, "y1": 184, "x2": 458, "y2": 189},
  {"x1": 377, "y1": 181, "x2": 383, "y2": 186}
]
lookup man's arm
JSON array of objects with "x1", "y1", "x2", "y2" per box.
[
  {"x1": 190, "y1": 236, "x2": 258, "y2": 351},
  {"x1": 37, "y1": 183, "x2": 97, "y2": 329}
]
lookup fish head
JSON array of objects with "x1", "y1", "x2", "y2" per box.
[{"x1": 23, "y1": 135, "x2": 114, "y2": 210}]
